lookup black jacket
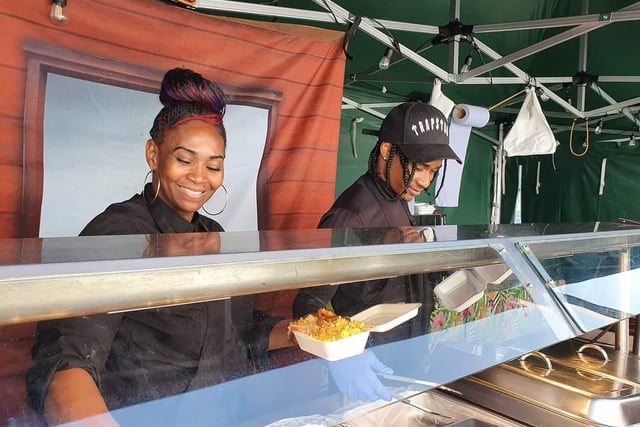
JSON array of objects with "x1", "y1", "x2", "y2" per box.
[
  {"x1": 27, "y1": 185, "x2": 261, "y2": 413},
  {"x1": 293, "y1": 172, "x2": 438, "y2": 344}
]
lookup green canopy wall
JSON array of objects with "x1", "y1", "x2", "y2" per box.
[{"x1": 187, "y1": 0, "x2": 640, "y2": 225}]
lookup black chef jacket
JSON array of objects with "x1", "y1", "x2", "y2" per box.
[
  {"x1": 293, "y1": 172, "x2": 439, "y2": 344},
  {"x1": 26, "y1": 184, "x2": 263, "y2": 413}
]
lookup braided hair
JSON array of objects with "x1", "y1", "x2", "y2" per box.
[
  {"x1": 149, "y1": 68, "x2": 227, "y2": 146},
  {"x1": 368, "y1": 141, "x2": 418, "y2": 198}
]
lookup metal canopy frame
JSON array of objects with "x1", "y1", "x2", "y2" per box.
[{"x1": 193, "y1": 0, "x2": 640, "y2": 127}]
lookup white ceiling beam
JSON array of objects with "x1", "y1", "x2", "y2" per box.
[
  {"x1": 584, "y1": 96, "x2": 640, "y2": 121},
  {"x1": 195, "y1": 0, "x2": 337, "y2": 22},
  {"x1": 493, "y1": 107, "x2": 582, "y2": 120},
  {"x1": 575, "y1": 0, "x2": 590, "y2": 112},
  {"x1": 197, "y1": 0, "x2": 638, "y2": 122},
  {"x1": 342, "y1": 102, "x2": 399, "y2": 110},
  {"x1": 459, "y1": 77, "x2": 573, "y2": 85},
  {"x1": 448, "y1": 0, "x2": 462, "y2": 74},
  {"x1": 195, "y1": 0, "x2": 440, "y2": 33},
  {"x1": 470, "y1": 38, "x2": 584, "y2": 117},
  {"x1": 351, "y1": 75, "x2": 640, "y2": 85},
  {"x1": 474, "y1": 3, "x2": 640, "y2": 33},
  {"x1": 551, "y1": 111, "x2": 640, "y2": 135},
  {"x1": 471, "y1": 129, "x2": 500, "y2": 146},
  {"x1": 475, "y1": 105, "x2": 640, "y2": 123},
  {"x1": 372, "y1": 19, "x2": 439, "y2": 34},
  {"x1": 197, "y1": 0, "x2": 640, "y2": 34},
  {"x1": 462, "y1": 21, "x2": 603, "y2": 80},
  {"x1": 309, "y1": 0, "x2": 451, "y2": 81},
  {"x1": 590, "y1": 84, "x2": 640, "y2": 127},
  {"x1": 463, "y1": 8, "x2": 640, "y2": 80},
  {"x1": 598, "y1": 76, "x2": 640, "y2": 83},
  {"x1": 342, "y1": 97, "x2": 387, "y2": 119}
]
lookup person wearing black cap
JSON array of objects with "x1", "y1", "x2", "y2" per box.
[{"x1": 293, "y1": 101, "x2": 462, "y2": 401}]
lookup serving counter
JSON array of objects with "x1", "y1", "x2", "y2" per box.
[{"x1": 2, "y1": 223, "x2": 640, "y2": 426}]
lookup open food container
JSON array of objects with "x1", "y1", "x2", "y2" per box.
[
  {"x1": 434, "y1": 264, "x2": 512, "y2": 312},
  {"x1": 291, "y1": 303, "x2": 421, "y2": 361},
  {"x1": 292, "y1": 329, "x2": 370, "y2": 361}
]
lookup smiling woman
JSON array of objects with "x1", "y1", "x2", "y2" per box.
[
  {"x1": 25, "y1": 68, "x2": 293, "y2": 426},
  {"x1": 149, "y1": 126, "x2": 226, "y2": 221},
  {"x1": 144, "y1": 69, "x2": 229, "y2": 223}
]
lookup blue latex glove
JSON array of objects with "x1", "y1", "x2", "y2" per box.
[{"x1": 327, "y1": 349, "x2": 393, "y2": 402}]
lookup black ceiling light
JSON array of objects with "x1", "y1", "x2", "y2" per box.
[{"x1": 50, "y1": 0, "x2": 68, "y2": 24}]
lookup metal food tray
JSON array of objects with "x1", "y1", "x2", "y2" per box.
[
  {"x1": 337, "y1": 389, "x2": 527, "y2": 427},
  {"x1": 447, "y1": 339, "x2": 640, "y2": 427}
]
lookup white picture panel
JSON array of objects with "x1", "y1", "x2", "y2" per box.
[{"x1": 40, "y1": 74, "x2": 267, "y2": 237}]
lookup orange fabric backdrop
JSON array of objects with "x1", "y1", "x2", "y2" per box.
[{"x1": 0, "y1": 1, "x2": 346, "y2": 423}]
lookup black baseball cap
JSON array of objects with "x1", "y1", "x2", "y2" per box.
[{"x1": 379, "y1": 101, "x2": 462, "y2": 164}]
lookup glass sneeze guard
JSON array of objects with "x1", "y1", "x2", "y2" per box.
[
  {"x1": 2, "y1": 223, "x2": 640, "y2": 426},
  {"x1": 520, "y1": 228, "x2": 640, "y2": 336}
]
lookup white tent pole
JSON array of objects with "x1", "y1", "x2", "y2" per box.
[
  {"x1": 475, "y1": 2, "x2": 640, "y2": 33},
  {"x1": 447, "y1": 0, "x2": 462, "y2": 74},
  {"x1": 575, "y1": 0, "x2": 590, "y2": 112},
  {"x1": 616, "y1": 247, "x2": 630, "y2": 353},
  {"x1": 586, "y1": 97, "x2": 640, "y2": 118},
  {"x1": 310, "y1": 0, "x2": 451, "y2": 81},
  {"x1": 196, "y1": 0, "x2": 640, "y2": 33},
  {"x1": 342, "y1": 97, "x2": 386, "y2": 119},
  {"x1": 590, "y1": 85, "x2": 640, "y2": 127},
  {"x1": 490, "y1": 123, "x2": 505, "y2": 225},
  {"x1": 353, "y1": 76, "x2": 640, "y2": 85},
  {"x1": 464, "y1": 21, "x2": 603, "y2": 80},
  {"x1": 470, "y1": 38, "x2": 584, "y2": 118},
  {"x1": 463, "y1": 7, "x2": 640, "y2": 80}
]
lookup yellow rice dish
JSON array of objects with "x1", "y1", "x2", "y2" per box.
[{"x1": 289, "y1": 308, "x2": 370, "y2": 341}]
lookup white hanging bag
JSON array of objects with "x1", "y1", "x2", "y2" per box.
[{"x1": 503, "y1": 87, "x2": 556, "y2": 156}]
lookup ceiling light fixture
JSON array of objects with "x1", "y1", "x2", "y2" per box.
[
  {"x1": 460, "y1": 54, "x2": 473, "y2": 73},
  {"x1": 50, "y1": 0, "x2": 68, "y2": 24},
  {"x1": 535, "y1": 87, "x2": 550, "y2": 102},
  {"x1": 378, "y1": 47, "x2": 394, "y2": 70},
  {"x1": 594, "y1": 119, "x2": 603, "y2": 135},
  {"x1": 630, "y1": 131, "x2": 637, "y2": 148}
]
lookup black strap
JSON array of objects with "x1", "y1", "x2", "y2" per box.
[{"x1": 343, "y1": 16, "x2": 362, "y2": 60}]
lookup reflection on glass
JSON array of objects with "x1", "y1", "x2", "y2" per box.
[
  {"x1": 534, "y1": 241, "x2": 640, "y2": 332},
  {"x1": 7, "y1": 224, "x2": 639, "y2": 426}
]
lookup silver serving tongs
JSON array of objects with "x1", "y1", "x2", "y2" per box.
[
  {"x1": 389, "y1": 392, "x2": 452, "y2": 419},
  {"x1": 377, "y1": 373, "x2": 452, "y2": 419}
]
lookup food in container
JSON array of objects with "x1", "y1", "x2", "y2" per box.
[
  {"x1": 289, "y1": 308, "x2": 370, "y2": 361},
  {"x1": 289, "y1": 304, "x2": 421, "y2": 361}
]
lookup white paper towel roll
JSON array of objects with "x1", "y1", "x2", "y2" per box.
[
  {"x1": 435, "y1": 104, "x2": 490, "y2": 208},
  {"x1": 453, "y1": 104, "x2": 490, "y2": 128}
]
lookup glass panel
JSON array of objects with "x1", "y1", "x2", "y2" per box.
[
  {"x1": 0, "y1": 226, "x2": 583, "y2": 426},
  {"x1": 522, "y1": 228, "x2": 640, "y2": 332}
]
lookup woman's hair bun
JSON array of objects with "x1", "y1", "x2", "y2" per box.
[{"x1": 159, "y1": 68, "x2": 226, "y2": 116}]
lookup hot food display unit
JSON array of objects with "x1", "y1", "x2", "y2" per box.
[{"x1": 2, "y1": 223, "x2": 640, "y2": 426}]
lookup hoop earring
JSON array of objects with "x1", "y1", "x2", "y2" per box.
[
  {"x1": 142, "y1": 170, "x2": 161, "y2": 203},
  {"x1": 202, "y1": 184, "x2": 228, "y2": 216}
]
